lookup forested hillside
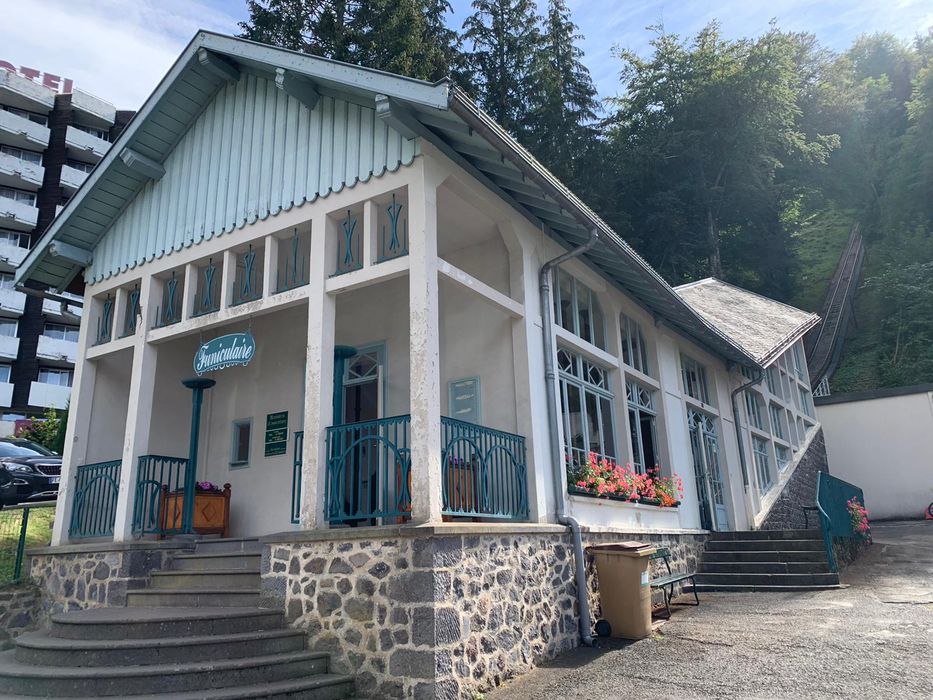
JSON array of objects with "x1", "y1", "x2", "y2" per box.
[{"x1": 240, "y1": 1, "x2": 933, "y2": 391}]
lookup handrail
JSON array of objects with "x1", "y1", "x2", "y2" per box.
[{"x1": 815, "y1": 470, "x2": 866, "y2": 573}]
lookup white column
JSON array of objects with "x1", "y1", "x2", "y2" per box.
[
  {"x1": 300, "y1": 212, "x2": 336, "y2": 529},
  {"x1": 50, "y1": 294, "x2": 100, "y2": 546},
  {"x1": 407, "y1": 165, "x2": 443, "y2": 524},
  {"x1": 112, "y1": 276, "x2": 159, "y2": 542}
]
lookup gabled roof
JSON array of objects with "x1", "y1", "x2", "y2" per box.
[
  {"x1": 675, "y1": 278, "x2": 819, "y2": 367},
  {"x1": 17, "y1": 31, "x2": 762, "y2": 369}
]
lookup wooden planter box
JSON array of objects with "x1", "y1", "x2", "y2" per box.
[{"x1": 159, "y1": 484, "x2": 231, "y2": 538}]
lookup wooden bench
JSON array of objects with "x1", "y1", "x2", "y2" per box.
[{"x1": 649, "y1": 548, "x2": 699, "y2": 619}]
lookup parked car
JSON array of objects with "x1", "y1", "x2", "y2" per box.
[{"x1": 0, "y1": 438, "x2": 61, "y2": 508}]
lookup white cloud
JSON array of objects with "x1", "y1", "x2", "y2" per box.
[{"x1": 1, "y1": 0, "x2": 242, "y2": 108}]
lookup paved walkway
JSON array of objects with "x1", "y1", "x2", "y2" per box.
[{"x1": 489, "y1": 521, "x2": 933, "y2": 699}]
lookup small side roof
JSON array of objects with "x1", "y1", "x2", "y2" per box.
[{"x1": 675, "y1": 278, "x2": 819, "y2": 367}]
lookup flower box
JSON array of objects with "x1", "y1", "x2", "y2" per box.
[
  {"x1": 159, "y1": 483, "x2": 231, "y2": 538},
  {"x1": 568, "y1": 487, "x2": 681, "y2": 509}
]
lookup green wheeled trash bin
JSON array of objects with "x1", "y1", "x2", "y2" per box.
[{"x1": 589, "y1": 541, "x2": 657, "y2": 639}]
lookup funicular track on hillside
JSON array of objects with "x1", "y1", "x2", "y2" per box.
[{"x1": 805, "y1": 223, "x2": 865, "y2": 389}]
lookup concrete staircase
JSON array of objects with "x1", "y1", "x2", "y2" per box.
[
  {"x1": 0, "y1": 538, "x2": 355, "y2": 698},
  {"x1": 692, "y1": 530, "x2": 841, "y2": 592}
]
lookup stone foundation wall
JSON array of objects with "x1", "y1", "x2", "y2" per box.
[
  {"x1": 0, "y1": 585, "x2": 42, "y2": 649},
  {"x1": 761, "y1": 428, "x2": 828, "y2": 531},
  {"x1": 262, "y1": 525, "x2": 707, "y2": 700},
  {"x1": 27, "y1": 543, "x2": 191, "y2": 615}
]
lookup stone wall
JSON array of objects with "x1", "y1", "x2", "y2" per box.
[
  {"x1": 761, "y1": 428, "x2": 828, "y2": 531},
  {"x1": 0, "y1": 585, "x2": 42, "y2": 650},
  {"x1": 27, "y1": 542, "x2": 191, "y2": 615},
  {"x1": 262, "y1": 525, "x2": 707, "y2": 700}
]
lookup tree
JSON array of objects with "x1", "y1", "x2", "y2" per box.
[
  {"x1": 239, "y1": 0, "x2": 356, "y2": 62},
  {"x1": 462, "y1": 0, "x2": 541, "y2": 137},
  {"x1": 16, "y1": 408, "x2": 65, "y2": 454}
]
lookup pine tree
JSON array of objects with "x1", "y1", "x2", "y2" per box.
[
  {"x1": 238, "y1": 0, "x2": 355, "y2": 62},
  {"x1": 525, "y1": 0, "x2": 600, "y2": 185},
  {"x1": 462, "y1": 0, "x2": 541, "y2": 137}
]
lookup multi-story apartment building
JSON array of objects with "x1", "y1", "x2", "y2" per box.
[{"x1": 0, "y1": 66, "x2": 130, "y2": 426}]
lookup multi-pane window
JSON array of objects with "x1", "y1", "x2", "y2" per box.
[
  {"x1": 1, "y1": 105, "x2": 47, "y2": 126},
  {"x1": 44, "y1": 323, "x2": 79, "y2": 342},
  {"x1": 766, "y1": 366, "x2": 780, "y2": 397},
  {"x1": 0, "y1": 319, "x2": 16, "y2": 337},
  {"x1": 752, "y1": 436, "x2": 772, "y2": 494},
  {"x1": 775, "y1": 444, "x2": 791, "y2": 471},
  {"x1": 745, "y1": 392, "x2": 764, "y2": 430},
  {"x1": 688, "y1": 408, "x2": 726, "y2": 530},
  {"x1": 558, "y1": 348, "x2": 616, "y2": 466},
  {"x1": 792, "y1": 343, "x2": 805, "y2": 379},
  {"x1": 0, "y1": 229, "x2": 29, "y2": 248},
  {"x1": 72, "y1": 123, "x2": 110, "y2": 141},
  {"x1": 38, "y1": 368, "x2": 72, "y2": 387},
  {"x1": 769, "y1": 403, "x2": 785, "y2": 441},
  {"x1": 681, "y1": 355, "x2": 709, "y2": 403},
  {"x1": 620, "y1": 314, "x2": 650, "y2": 375},
  {"x1": 553, "y1": 270, "x2": 605, "y2": 349},
  {"x1": 0, "y1": 145, "x2": 42, "y2": 165},
  {"x1": 0, "y1": 187, "x2": 37, "y2": 206},
  {"x1": 66, "y1": 159, "x2": 94, "y2": 174},
  {"x1": 799, "y1": 387, "x2": 815, "y2": 418},
  {"x1": 627, "y1": 381, "x2": 658, "y2": 473},
  {"x1": 0, "y1": 365, "x2": 10, "y2": 383}
]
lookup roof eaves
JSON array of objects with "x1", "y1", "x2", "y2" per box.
[{"x1": 757, "y1": 313, "x2": 821, "y2": 368}]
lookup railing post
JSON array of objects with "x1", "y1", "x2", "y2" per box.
[{"x1": 13, "y1": 507, "x2": 30, "y2": 582}]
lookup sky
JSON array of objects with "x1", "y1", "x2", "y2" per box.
[{"x1": 2, "y1": 0, "x2": 931, "y2": 109}]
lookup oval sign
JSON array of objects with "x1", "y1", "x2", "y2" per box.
[{"x1": 194, "y1": 331, "x2": 256, "y2": 375}]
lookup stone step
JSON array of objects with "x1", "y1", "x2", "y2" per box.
[
  {"x1": 694, "y1": 572, "x2": 840, "y2": 587},
  {"x1": 127, "y1": 589, "x2": 262, "y2": 608},
  {"x1": 705, "y1": 539, "x2": 823, "y2": 552},
  {"x1": 703, "y1": 549, "x2": 827, "y2": 563},
  {"x1": 171, "y1": 552, "x2": 262, "y2": 571},
  {"x1": 195, "y1": 538, "x2": 263, "y2": 554},
  {"x1": 14, "y1": 628, "x2": 306, "y2": 667},
  {"x1": 149, "y1": 570, "x2": 261, "y2": 590},
  {"x1": 0, "y1": 649, "x2": 329, "y2": 696},
  {"x1": 708, "y1": 529, "x2": 822, "y2": 541},
  {"x1": 699, "y1": 561, "x2": 831, "y2": 575},
  {"x1": 126, "y1": 674, "x2": 356, "y2": 699},
  {"x1": 689, "y1": 583, "x2": 844, "y2": 593},
  {"x1": 47, "y1": 607, "x2": 286, "y2": 641}
]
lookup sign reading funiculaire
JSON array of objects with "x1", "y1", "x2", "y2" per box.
[{"x1": 194, "y1": 331, "x2": 256, "y2": 376}]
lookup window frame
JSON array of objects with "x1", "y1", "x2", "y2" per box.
[
  {"x1": 230, "y1": 418, "x2": 253, "y2": 467},
  {"x1": 0, "y1": 365, "x2": 10, "y2": 383},
  {"x1": 553, "y1": 269, "x2": 606, "y2": 350},
  {"x1": 626, "y1": 380, "x2": 659, "y2": 474},
  {"x1": 752, "y1": 436, "x2": 773, "y2": 494},
  {"x1": 620, "y1": 314, "x2": 651, "y2": 376},
  {"x1": 37, "y1": 368, "x2": 73, "y2": 387},
  {"x1": 681, "y1": 354, "x2": 710, "y2": 404},
  {"x1": 558, "y1": 347, "x2": 617, "y2": 468},
  {"x1": 745, "y1": 391, "x2": 764, "y2": 431}
]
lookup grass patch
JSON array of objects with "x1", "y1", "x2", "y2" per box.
[
  {"x1": 788, "y1": 205, "x2": 856, "y2": 313},
  {"x1": 0, "y1": 505, "x2": 55, "y2": 586}
]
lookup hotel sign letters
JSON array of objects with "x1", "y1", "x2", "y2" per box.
[{"x1": 194, "y1": 332, "x2": 256, "y2": 375}]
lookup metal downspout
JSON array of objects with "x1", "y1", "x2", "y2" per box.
[
  {"x1": 730, "y1": 368, "x2": 764, "y2": 489},
  {"x1": 539, "y1": 228, "x2": 599, "y2": 647}
]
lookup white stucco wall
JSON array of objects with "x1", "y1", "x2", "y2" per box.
[
  {"x1": 817, "y1": 389, "x2": 933, "y2": 520},
  {"x1": 84, "y1": 349, "x2": 132, "y2": 464}
]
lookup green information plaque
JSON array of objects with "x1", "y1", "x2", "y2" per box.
[{"x1": 264, "y1": 411, "x2": 288, "y2": 457}]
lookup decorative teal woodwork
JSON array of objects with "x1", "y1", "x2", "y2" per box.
[
  {"x1": 324, "y1": 414, "x2": 411, "y2": 524},
  {"x1": 379, "y1": 193, "x2": 408, "y2": 261},
  {"x1": 193, "y1": 258, "x2": 220, "y2": 317},
  {"x1": 291, "y1": 430, "x2": 303, "y2": 524},
  {"x1": 88, "y1": 77, "x2": 419, "y2": 285},
  {"x1": 233, "y1": 245, "x2": 262, "y2": 305},
  {"x1": 95, "y1": 294, "x2": 114, "y2": 345},
  {"x1": 132, "y1": 454, "x2": 190, "y2": 536},
  {"x1": 277, "y1": 229, "x2": 308, "y2": 292},
  {"x1": 154, "y1": 271, "x2": 182, "y2": 328},
  {"x1": 816, "y1": 471, "x2": 866, "y2": 572},
  {"x1": 69, "y1": 460, "x2": 122, "y2": 539},
  {"x1": 242, "y1": 245, "x2": 256, "y2": 296},
  {"x1": 122, "y1": 284, "x2": 141, "y2": 337},
  {"x1": 335, "y1": 210, "x2": 361, "y2": 275},
  {"x1": 440, "y1": 416, "x2": 527, "y2": 520}
]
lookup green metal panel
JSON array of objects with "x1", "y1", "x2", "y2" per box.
[{"x1": 88, "y1": 73, "x2": 419, "y2": 284}]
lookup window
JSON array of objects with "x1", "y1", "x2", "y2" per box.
[
  {"x1": 1, "y1": 106, "x2": 47, "y2": 126},
  {"x1": 558, "y1": 348, "x2": 616, "y2": 467},
  {"x1": 0, "y1": 273, "x2": 14, "y2": 290},
  {"x1": 775, "y1": 444, "x2": 791, "y2": 471},
  {"x1": 72, "y1": 123, "x2": 110, "y2": 141},
  {"x1": 38, "y1": 368, "x2": 72, "y2": 386},
  {"x1": 681, "y1": 355, "x2": 709, "y2": 403},
  {"x1": 0, "y1": 229, "x2": 29, "y2": 248},
  {"x1": 766, "y1": 366, "x2": 780, "y2": 397},
  {"x1": 0, "y1": 187, "x2": 36, "y2": 206},
  {"x1": 553, "y1": 269, "x2": 605, "y2": 349},
  {"x1": 688, "y1": 409, "x2": 726, "y2": 529},
  {"x1": 0, "y1": 319, "x2": 16, "y2": 338},
  {"x1": 745, "y1": 392, "x2": 764, "y2": 430},
  {"x1": 627, "y1": 381, "x2": 658, "y2": 473},
  {"x1": 769, "y1": 404, "x2": 785, "y2": 441},
  {"x1": 66, "y1": 159, "x2": 94, "y2": 174},
  {"x1": 230, "y1": 419, "x2": 252, "y2": 466},
  {"x1": 799, "y1": 387, "x2": 814, "y2": 418},
  {"x1": 448, "y1": 377, "x2": 480, "y2": 424},
  {"x1": 792, "y1": 344, "x2": 805, "y2": 380},
  {"x1": 43, "y1": 323, "x2": 79, "y2": 342},
  {"x1": 621, "y1": 314, "x2": 650, "y2": 375},
  {"x1": 0, "y1": 365, "x2": 10, "y2": 383},
  {"x1": 0, "y1": 145, "x2": 42, "y2": 165},
  {"x1": 752, "y1": 436, "x2": 772, "y2": 494}
]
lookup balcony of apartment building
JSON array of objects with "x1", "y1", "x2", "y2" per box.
[
  {"x1": 60, "y1": 162, "x2": 90, "y2": 194},
  {"x1": 36, "y1": 324, "x2": 79, "y2": 365},
  {"x1": 0, "y1": 318, "x2": 20, "y2": 362},
  {"x1": 0, "y1": 228, "x2": 30, "y2": 268},
  {"x1": 0, "y1": 273, "x2": 25, "y2": 314},
  {"x1": 42, "y1": 291, "x2": 83, "y2": 321},
  {"x1": 0, "y1": 365, "x2": 13, "y2": 409},
  {"x1": 65, "y1": 124, "x2": 110, "y2": 164},
  {"x1": 0, "y1": 190, "x2": 37, "y2": 232},
  {"x1": 0, "y1": 70, "x2": 55, "y2": 116},
  {"x1": 0, "y1": 107, "x2": 51, "y2": 152},
  {"x1": 29, "y1": 367, "x2": 72, "y2": 410},
  {"x1": 0, "y1": 149, "x2": 44, "y2": 191},
  {"x1": 70, "y1": 89, "x2": 116, "y2": 132}
]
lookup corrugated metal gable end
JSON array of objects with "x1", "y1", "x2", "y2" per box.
[{"x1": 88, "y1": 73, "x2": 418, "y2": 283}]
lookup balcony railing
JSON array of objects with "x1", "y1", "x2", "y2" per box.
[
  {"x1": 69, "y1": 460, "x2": 121, "y2": 539},
  {"x1": 132, "y1": 454, "x2": 189, "y2": 536}
]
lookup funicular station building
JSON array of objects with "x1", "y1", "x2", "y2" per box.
[{"x1": 10, "y1": 33, "x2": 828, "y2": 699}]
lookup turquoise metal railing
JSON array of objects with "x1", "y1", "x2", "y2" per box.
[
  {"x1": 325, "y1": 415, "x2": 411, "y2": 523},
  {"x1": 292, "y1": 431, "x2": 303, "y2": 524},
  {"x1": 69, "y1": 460, "x2": 121, "y2": 539},
  {"x1": 132, "y1": 455, "x2": 189, "y2": 536},
  {"x1": 441, "y1": 417, "x2": 528, "y2": 520},
  {"x1": 816, "y1": 471, "x2": 866, "y2": 572}
]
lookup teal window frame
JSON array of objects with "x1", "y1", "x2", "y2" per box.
[
  {"x1": 553, "y1": 269, "x2": 606, "y2": 349},
  {"x1": 230, "y1": 418, "x2": 252, "y2": 468}
]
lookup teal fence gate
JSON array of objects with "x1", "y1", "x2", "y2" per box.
[
  {"x1": 132, "y1": 455, "x2": 189, "y2": 536},
  {"x1": 816, "y1": 471, "x2": 867, "y2": 572},
  {"x1": 69, "y1": 460, "x2": 121, "y2": 539},
  {"x1": 1, "y1": 504, "x2": 55, "y2": 584}
]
